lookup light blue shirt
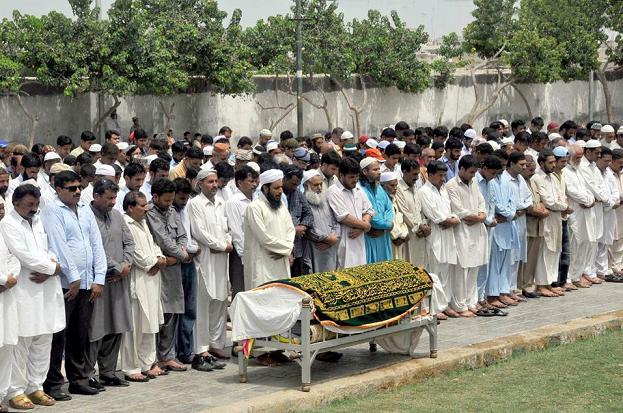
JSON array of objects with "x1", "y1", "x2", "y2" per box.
[
  {"x1": 41, "y1": 198, "x2": 107, "y2": 290},
  {"x1": 490, "y1": 172, "x2": 519, "y2": 251},
  {"x1": 441, "y1": 155, "x2": 459, "y2": 181},
  {"x1": 476, "y1": 171, "x2": 495, "y2": 226}
]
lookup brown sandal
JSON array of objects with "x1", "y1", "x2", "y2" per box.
[
  {"x1": 9, "y1": 394, "x2": 35, "y2": 410},
  {"x1": 28, "y1": 390, "x2": 56, "y2": 406}
]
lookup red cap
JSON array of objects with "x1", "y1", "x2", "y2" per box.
[
  {"x1": 547, "y1": 121, "x2": 559, "y2": 130},
  {"x1": 359, "y1": 135, "x2": 369, "y2": 145}
]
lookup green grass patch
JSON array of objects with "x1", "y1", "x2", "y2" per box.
[{"x1": 307, "y1": 329, "x2": 623, "y2": 413}]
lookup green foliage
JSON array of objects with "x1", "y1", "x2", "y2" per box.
[
  {"x1": 431, "y1": 32, "x2": 465, "y2": 89},
  {"x1": 463, "y1": 0, "x2": 516, "y2": 58},
  {"x1": 605, "y1": 0, "x2": 623, "y2": 66},
  {"x1": 0, "y1": 51, "x2": 22, "y2": 92},
  {"x1": 505, "y1": 29, "x2": 563, "y2": 83}
]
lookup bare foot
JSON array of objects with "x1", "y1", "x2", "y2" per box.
[
  {"x1": 488, "y1": 298, "x2": 507, "y2": 308},
  {"x1": 499, "y1": 295, "x2": 517, "y2": 306},
  {"x1": 563, "y1": 282, "x2": 577, "y2": 291},
  {"x1": 459, "y1": 310, "x2": 476, "y2": 318},
  {"x1": 587, "y1": 276, "x2": 603, "y2": 284},
  {"x1": 444, "y1": 308, "x2": 461, "y2": 318},
  {"x1": 537, "y1": 287, "x2": 558, "y2": 297},
  {"x1": 436, "y1": 312, "x2": 448, "y2": 320}
]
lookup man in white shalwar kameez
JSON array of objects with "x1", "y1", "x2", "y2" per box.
[
  {"x1": 593, "y1": 147, "x2": 620, "y2": 279},
  {"x1": 380, "y1": 172, "x2": 409, "y2": 260},
  {"x1": 189, "y1": 168, "x2": 232, "y2": 366},
  {"x1": 446, "y1": 155, "x2": 488, "y2": 317},
  {"x1": 608, "y1": 149, "x2": 623, "y2": 276},
  {"x1": 395, "y1": 160, "x2": 430, "y2": 268},
  {"x1": 0, "y1": 229, "x2": 20, "y2": 413},
  {"x1": 243, "y1": 169, "x2": 295, "y2": 289},
  {"x1": 418, "y1": 160, "x2": 460, "y2": 318},
  {"x1": 563, "y1": 144, "x2": 597, "y2": 288},
  {"x1": 578, "y1": 140, "x2": 609, "y2": 285},
  {"x1": 326, "y1": 157, "x2": 373, "y2": 269},
  {"x1": 120, "y1": 191, "x2": 166, "y2": 382},
  {"x1": 2, "y1": 184, "x2": 64, "y2": 409},
  {"x1": 532, "y1": 150, "x2": 568, "y2": 296}
]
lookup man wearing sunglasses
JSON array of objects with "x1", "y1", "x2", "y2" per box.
[{"x1": 42, "y1": 171, "x2": 107, "y2": 400}]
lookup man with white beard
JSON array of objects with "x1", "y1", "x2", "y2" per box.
[{"x1": 302, "y1": 170, "x2": 340, "y2": 272}]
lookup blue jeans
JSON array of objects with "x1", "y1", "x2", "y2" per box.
[{"x1": 176, "y1": 262, "x2": 197, "y2": 362}]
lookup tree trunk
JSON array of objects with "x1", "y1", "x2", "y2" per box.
[
  {"x1": 159, "y1": 100, "x2": 176, "y2": 133},
  {"x1": 334, "y1": 74, "x2": 367, "y2": 137},
  {"x1": 467, "y1": 81, "x2": 512, "y2": 125},
  {"x1": 510, "y1": 82, "x2": 533, "y2": 121},
  {"x1": 596, "y1": 64, "x2": 613, "y2": 124},
  {"x1": 13, "y1": 93, "x2": 38, "y2": 149},
  {"x1": 93, "y1": 96, "x2": 121, "y2": 135},
  {"x1": 257, "y1": 74, "x2": 296, "y2": 131}
]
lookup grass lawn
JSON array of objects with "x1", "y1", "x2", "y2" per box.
[{"x1": 308, "y1": 330, "x2": 623, "y2": 413}]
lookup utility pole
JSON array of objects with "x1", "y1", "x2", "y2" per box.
[
  {"x1": 95, "y1": 0, "x2": 105, "y2": 142},
  {"x1": 295, "y1": 0, "x2": 304, "y2": 138}
]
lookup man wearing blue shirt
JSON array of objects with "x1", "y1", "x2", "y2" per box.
[
  {"x1": 43, "y1": 170, "x2": 107, "y2": 400},
  {"x1": 440, "y1": 137, "x2": 462, "y2": 181}
]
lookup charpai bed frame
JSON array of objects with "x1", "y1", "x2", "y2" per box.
[{"x1": 237, "y1": 291, "x2": 438, "y2": 392}]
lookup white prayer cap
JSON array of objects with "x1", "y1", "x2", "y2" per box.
[
  {"x1": 247, "y1": 161, "x2": 260, "y2": 173},
  {"x1": 301, "y1": 169, "x2": 321, "y2": 186},
  {"x1": 548, "y1": 132, "x2": 562, "y2": 142},
  {"x1": 44, "y1": 152, "x2": 61, "y2": 162},
  {"x1": 501, "y1": 137, "x2": 514, "y2": 146},
  {"x1": 266, "y1": 141, "x2": 279, "y2": 152},
  {"x1": 95, "y1": 164, "x2": 116, "y2": 177},
  {"x1": 340, "y1": 131, "x2": 354, "y2": 141},
  {"x1": 380, "y1": 171, "x2": 398, "y2": 183},
  {"x1": 259, "y1": 169, "x2": 284, "y2": 186},
  {"x1": 378, "y1": 140, "x2": 390, "y2": 150},
  {"x1": 464, "y1": 129, "x2": 477, "y2": 139},
  {"x1": 203, "y1": 145, "x2": 213, "y2": 156},
  {"x1": 117, "y1": 142, "x2": 129, "y2": 151},
  {"x1": 197, "y1": 168, "x2": 217, "y2": 181},
  {"x1": 601, "y1": 124, "x2": 615, "y2": 133},
  {"x1": 618, "y1": 126, "x2": 623, "y2": 135},
  {"x1": 585, "y1": 139, "x2": 601, "y2": 149},
  {"x1": 499, "y1": 119, "x2": 509, "y2": 127},
  {"x1": 89, "y1": 144, "x2": 102, "y2": 153},
  {"x1": 360, "y1": 157, "x2": 378, "y2": 170},
  {"x1": 19, "y1": 178, "x2": 39, "y2": 188},
  {"x1": 394, "y1": 140, "x2": 406, "y2": 149},
  {"x1": 365, "y1": 138, "x2": 378, "y2": 149},
  {"x1": 575, "y1": 140, "x2": 587, "y2": 148},
  {"x1": 259, "y1": 129, "x2": 273, "y2": 137},
  {"x1": 213, "y1": 135, "x2": 228, "y2": 143},
  {"x1": 553, "y1": 146, "x2": 569, "y2": 158},
  {"x1": 145, "y1": 154, "x2": 158, "y2": 165},
  {"x1": 488, "y1": 141, "x2": 501, "y2": 151},
  {"x1": 50, "y1": 162, "x2": 72, "y2": 174}
]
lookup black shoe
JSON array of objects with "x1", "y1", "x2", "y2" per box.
[
  {"x1": 45, "y1": 389, "x2": 72, "y2": 401},
  {"x1": 69, "y1": 383, "x2": 99, "y2": 396},
  {"x1": 206, "y1": 355, "x2": 226, "y2": 369},
  {"x1": 522, "y1": 290, "x2": 540, "y2": 299},
  {"x1": 369, "y1": 343, "x2": 377, "y2": 352},
  {"x1": 100, "y1": 375, "x2": 130, "y2": 387},
  {"x1": 88, "y1": 378, "x2": 106, "y2": 391},
  {"x1": 191, "y1": 356, "x2": 214, "y2": 372},
  {"x1": 178, "y1": 356, "x2": 194, "y2": 365}
]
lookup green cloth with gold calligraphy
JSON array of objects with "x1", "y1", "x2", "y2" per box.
[{"x1": 265, "y1": 260, "x2": 433, "y2": 328}]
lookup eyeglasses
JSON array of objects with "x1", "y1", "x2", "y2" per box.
[{"x1": 63, "y1": 185, "x2": 81, "y2": 192}]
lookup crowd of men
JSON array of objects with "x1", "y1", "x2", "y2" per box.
[{"x1": 0, "y1": 116, "x2": 622, "y2": 411}]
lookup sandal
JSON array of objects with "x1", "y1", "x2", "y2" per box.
[
  {"x1": 28, "y1": 390, "x2": 56, "y2": 406},
  {"x1": 604, "y1": 274, "x2": 623, "y2": 283},
  {"x1": 475, "y1": 308, "x2": 495, "y2": 317},
  {"x1": 125, "y1": 373, "x2": 150, "y2": 382},
  {"x1": 141, "y1": 370, "x2": 157, "y2": 379},
  {"x1": 10, "y1": 394, "x2": 35, "y2": 410},
  {"x1": 490, "y1": 308, "x2": 508, "y2": 317}
]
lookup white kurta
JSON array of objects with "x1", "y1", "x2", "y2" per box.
[
  {"x1": 563, "y1": 164, "x2": 597, "y2": 243},
  {"x1": 188, "y1": 192, "x2": 231, "y2": 301},
  {"x1": 0, "y1": 232, "x2": 20, "y2": 347},
  {"x1": 326, "y1": 180, "x2": 375, "y2": 269},
  {"x1": 418, "y1": 181, "x2": 458, "y2": 265},
  {"x1": 243, "y1": 194, "x2": 295, "y2": 289},
  {"x1": 601, "y1": 167, "x2": 620, "y2": 246},
  {"x1": 446, "y1": 176, "x2": 488, "y2": 268},
  {"x1": 389, "y1": 200, "x2": 409, "y2": 260},
  {"x1": 395, "y1": 179, "x2": 428, "y2": 268},
  {"x1": 578, "y1": 157, "x2": 610, "y2": 240},
  {"x1": 123, "y1": 215, "x2": 164, "y2": 333},
  {"x1": 0, "y1": 210, "x2": 65, "y2": 338}
]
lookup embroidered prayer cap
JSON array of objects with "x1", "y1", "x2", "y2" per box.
[
  {"x1": 575, "y1": 140, "x2": 587, "y2": 148},
  {"x1": 548, "y1": 132, "x2": 562, "y2": 142},
  {"x1": 378, "y1": 140, "x2": 390, "y2": 151},
  {"x1": 365, "y1": 138, "x2": 379, "y2": 149},
  {"x1": 340, "y1": 131, "x2": 354, "y2": 141},
  {"x1": 464, "y1": 129, "x2": 477, "y2": 139},
  {"x1": 50, "y1": 163, "x2": 73, "y2": 174},
  {"x1": 601, "y1": 124, "x2": 615, "y2": 133},
  {"x1": 197, "y1": 168, "x2": 217, "y2": 181},
  {"x1": 259, "y1": 169, "x2": 284, "y2": 186},
  {"x1": 247, "y1": 161, "x2": 260, "y2": 173},
  {"x1": 266, "y1": 141, "x2": 279, "y2": 152},
  {"x1": 591, "y1": 123, "x2": 603, "y2": 130},
  {"x1": 293, "y1": 147, "x2": 310, "y2": 162},
  {"x1": 394, "y1": 140, "x2": 406, "y2": 149},
  {"x1": 89, "y1": 144, "x2": 102, "y2": 153},
  {"x1": 618, "y1": 126, "x2": 623, "y2": 135},
  {"x1": 44, "y1": 152, "x2": 61, "y2": 162},
  {"x1": 360, "y1": 156, "x2": 379, "y2": 170},
  {"x1": 501, "y1": 137, "x2": 514, "y2": 146},
  {"x1": 380, "y1": 171, "x2": 398, "y2": 183},
  {"x1": 553, "y1": 146, "x2": 569, "y2": 158},
  {"x1": 259, "y1": 129, "x2": 273, "y2": 137},
  {"x1": 301, "y1": 169, "x2": 321, "y2": 186},
  {"x1": 214, "y1": 135, "x2": 228, "y2": 144},
  {"x1": 499, "y1": 119, "x2": 509, "y2": 127},
  {"x1": 584, "y1": 139, "x2": 601, "y2": 149},
  {"x1": 488, "y1": 141, "x2": 501, "y2": 151},
  {"x1": 235, "y1": 149, "x2": 253, "y2": 161},
  {"x1": 203, "y1": 145, "x2": 214, "y2": 156},
  {"x1": 252, "y1": 144, "x2": 266, "y2": 155},
  {"x1": 95, "y1": 164, "x2": 116, "y2": 177},
  {"x1": 116, "y1": 142, "x2": 130, "y2": 151}
]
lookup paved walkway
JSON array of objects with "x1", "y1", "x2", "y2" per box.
[{"x1": 40, "y1": 282, "x2": 623, "y2": 413}]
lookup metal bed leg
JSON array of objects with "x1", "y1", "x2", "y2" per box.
[
  {"x1": 238, "y1": 345, "x2": 248, "y2": 383},
  {"x1": 301, "y1": 298, "x2": 312, "y2": 392},
  {"x1": 426, "y1": 316, "x2": 438, "y2": 358}
]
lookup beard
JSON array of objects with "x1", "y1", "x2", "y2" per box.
[
  {"x1": 265, "y1": 191, "x2": 282, "y2": 210},
  {"x1": 0, "y1": 185, "x2": 7, "y2": 197},
  {"x1": 305, "y1": 189, "x2": 325, "y2": 206}
]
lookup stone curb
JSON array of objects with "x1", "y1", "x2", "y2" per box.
[{"x1": 205, "y1": 310, "x2": 623, "y2": 413}]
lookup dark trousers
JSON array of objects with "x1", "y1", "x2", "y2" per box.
[
  {"x1": 176, "y1": 262, "x2": 197, "y2": 362},
  {"x1": 157, "y1": 313, "x2": 179, "y2": 362},
  {"x1": 290, "y1": 257, "x2": 312, "y2": 278},
  {"x1": 88, "y1": 333, "x2": 122, "y2": 379},
  {"x1": 228, "y1": 249, "x2": 245, "y2": 298},
  {"x1": 557, "y1": 221, "x2": 570, "y2": 286},
  {"x1": 44, "y1": 289, "x2": 93, "y2": 391}
]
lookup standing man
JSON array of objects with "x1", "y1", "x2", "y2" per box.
[
  {"x1": 446, "y1": 155, "x2": 488, "y2": 317},
  {"x1": 380, "y1": 172, "x2": 409, "y2": 260},
  {"x1": 115, "y1": 162, "x2": 146, "y2": 213},
  {"x1": 440, "y1": 137, "x2": 463, "y2": 181},
  {"x1": 360, "y1": 158, "x2": 394, "y2": 263},
  {"x1": 189, "y1": 169, "x2": 232, "y2": 369},
  {"x1": 2, "y1": 184, "x2": 63, "y2": 409},
  {"x1": 326, "y1": 158, "x2": 373, "y2": 269},
  {"x1": 609, "y1": 149, "x2": 623, "y2": 277},
  {"x1": 225, "y1": 166, "x2": 259, "y2": 297},
  {"x1": 42, "y1": 171, "x2": 107, "y2": 398},
  {"x1": 70, "y1": 131, "x2": 97, "y2": 157},
  {"x1": 594, "y1": 147, "x2": 620, "y2": 280},
  {"x1": 318, "y1": 151, "x2": 340, "y2": 191},
  {"x1": 88, "y1": 180, "x2": 135, "y2": 388},
  {"x1": 146, "y1": 179, "x2": 190, "y2": 373},
  {"x1": 419, "y1": 161, "x2": 460, "y2": 318},
  {"x1": 243, "y1": 169, "x2": 295, "y2": 289}
]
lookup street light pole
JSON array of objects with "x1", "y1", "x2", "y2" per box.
[{"x1": 295, "y1": 0, "x2": 304, "y2": 138}]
